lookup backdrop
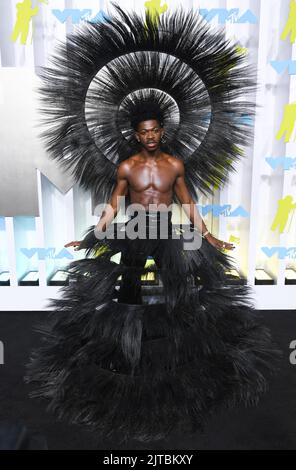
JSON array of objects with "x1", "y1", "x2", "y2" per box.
[{"x1": 0, "y1": 0, "x2": 295, "y2": 309}]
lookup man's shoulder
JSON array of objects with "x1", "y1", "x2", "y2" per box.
[
  {"x1": 118, "y1": 155, "x2": 139, "y2": 171},
  {"x1": 121, "y1": 154, "x2": 143, "y2": 165},
  {"x1": 164, "y1": 154, "x2": 184, "y2": 170}
]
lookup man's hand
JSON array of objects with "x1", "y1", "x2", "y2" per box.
[
  {"x1": 64, "y1": 240, "x2": 82, "y2": 251},
  {"x1": 205, "y1": 234, "x2": 235, "y2": 251},
  {"x1": 94, "y1": 224, "x2": 107, "y2": 240}
]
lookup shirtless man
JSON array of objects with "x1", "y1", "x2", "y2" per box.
[{"x1": 65, "y1": 114, "x2": 234, "y2": 251}]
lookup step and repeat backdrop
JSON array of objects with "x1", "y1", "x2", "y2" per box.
[{"x1": 0, "y1": 0, "x2": 295, "y2": 309}]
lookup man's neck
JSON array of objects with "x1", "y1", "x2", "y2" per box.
[{"x1": 139, "y1": 148, "x2": 163, "y2": 160}]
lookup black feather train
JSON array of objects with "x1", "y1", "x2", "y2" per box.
[{"x1": 25, "y1": 215, "x2": 282, "y2": 443}]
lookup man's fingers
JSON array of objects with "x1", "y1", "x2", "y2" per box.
[
  {"x1": 216, "y1": 241, "x2": 235, "y2": 250},
  {"x1": 204, "y1": 237, "x2": 235, "y2": 250},
  {"x1": 64, "y1": 241, "x2": 80, "y2": 248},
  {"x1": 223, "y1": 243, "x2": 235, "y2": 250}
]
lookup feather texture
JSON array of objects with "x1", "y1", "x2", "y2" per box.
[
  {"x1": 25, "y1": 222, "x2": 282, "y2": 443},
  {"x1": 37, "y1": 5, "x2": 256, "y2": 202}
]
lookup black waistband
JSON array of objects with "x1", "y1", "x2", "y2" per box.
[{"x1": 128, "y1": 210, "x2": 172, "y2": 220}]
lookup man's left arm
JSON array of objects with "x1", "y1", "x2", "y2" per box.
[{"x1": 173, "y1": 159, "x2": 235, "y2": 251}]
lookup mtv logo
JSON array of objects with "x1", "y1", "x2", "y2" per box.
[
  {"x1": 199, "y1": 9, "x2": 257, "y2": 24},
  {"x1": 199, "y1": 205, "x2": 249, "y2": 217},
  {"x1": 0, "y1": 69, "x2": 74, "y2": 216}
]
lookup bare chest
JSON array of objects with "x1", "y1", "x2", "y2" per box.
[{"x1": 128, "y1": 162, "x2": 176, "y2": 192}]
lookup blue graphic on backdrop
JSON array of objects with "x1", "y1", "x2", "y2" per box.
[
  {"x1": 261, "y1": 247, "x2": 296, "y2": 259},
  {"x1": 266, "y1": 157, "x2": 296, "y2": 170},
  {"x1": 52, "y1": 9, "x2": 108, "y2": 24},
  {"x1": 198, "y1": 205, "x2": 249, "y2": 217},
  {"x1": 199, "y1": 9, "x2": 257, "y2": 24},
  {"x1": 270, "y1": 61, "x2": 296, "y2": 75},
  {"x1": 20, "y1": 248, "x2": 74, "y2": 260}
]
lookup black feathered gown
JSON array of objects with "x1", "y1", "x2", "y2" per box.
[
  {"x1": 25, "y1": 210, "x2": 281, "y2": 442},
  {"x1": 24, "y1": 5, "x2": 282, "y2": 443}
]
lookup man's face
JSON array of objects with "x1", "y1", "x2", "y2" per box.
[{"x1": 135, "y1": 119, "x2": 164, "y2": 152}]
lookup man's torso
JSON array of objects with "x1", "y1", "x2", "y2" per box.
[{"x1": 124, "y1": 153, "x2": 180, "y2": 209}]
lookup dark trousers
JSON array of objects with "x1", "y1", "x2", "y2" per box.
[{"x1": 117, "y1": 211, "x2": 172, "y2": 304}]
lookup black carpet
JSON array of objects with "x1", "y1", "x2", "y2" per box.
[{"x1": 0, "y1": 310, "x2": 295, "y2": 450}]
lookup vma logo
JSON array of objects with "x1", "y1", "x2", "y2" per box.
[
  {"x1": 261, "y1": 247, "x2": 296, "y2": 259},
  {"x1": 52, "y1": 9, "x2": 107, "y2": 24},
  {"x1": 20, "y1": 248, "x2": 74, "y2": 260},
  {"x1": 199, "y1": 9, "x2": 257, "y2": 24}
]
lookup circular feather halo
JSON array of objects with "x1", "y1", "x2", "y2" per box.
[{"x1": 37, "y1": 4, "x2": 257, "y2": 202}]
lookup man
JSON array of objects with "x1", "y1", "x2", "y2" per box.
[
  {"x1": 66, "y1": 108, "x2": 234, "y2": 251},
  {"x1": 65, "y1": 106, "x2": 234, "y2": 305},
  {"x1": 26, "y1": 8, "x2": 281, "y2": 442}
]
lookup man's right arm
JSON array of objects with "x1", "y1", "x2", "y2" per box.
[
  {"x1": 95, "y1": 161, "x2": 129, "y2": 232},
  {"x1": 65, "y1": 162, "x2": 129, "y2": 249}
]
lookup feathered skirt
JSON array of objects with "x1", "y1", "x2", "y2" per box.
[{"x1": 24, "y1": 210, "x2": 281, "y2": 442}]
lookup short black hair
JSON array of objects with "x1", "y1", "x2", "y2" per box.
[{"x1": 130, "y1": 102, "x2": 164, "y2": 131}]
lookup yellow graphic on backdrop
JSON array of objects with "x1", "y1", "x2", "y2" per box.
[
  {"x1": 229, "y1": 235, "x2": 240, "y2": 244},
  {"x1": 270, "y1": 196, "x2": 296, "y2": 233},
  {"x1": 145, "y1": 0, "x2": 168, "y2": 24},
  {"x1": 276, "y1": 102, "x2": 296, "y2": 142},
  {"x1": 11, "y1": 0, "x2": 48, "y2": 46},
  {"x1": 281, "y1": 1, "x2": 296, "y2": 43}
]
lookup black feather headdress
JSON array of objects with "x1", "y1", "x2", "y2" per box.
[{"x1": 38, "y1": 5, "x2": 256, "y2": 202}]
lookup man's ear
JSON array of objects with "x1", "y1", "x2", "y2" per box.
[{"x1": 135, "y1": 132, "x2": 140, "y2": 142}]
